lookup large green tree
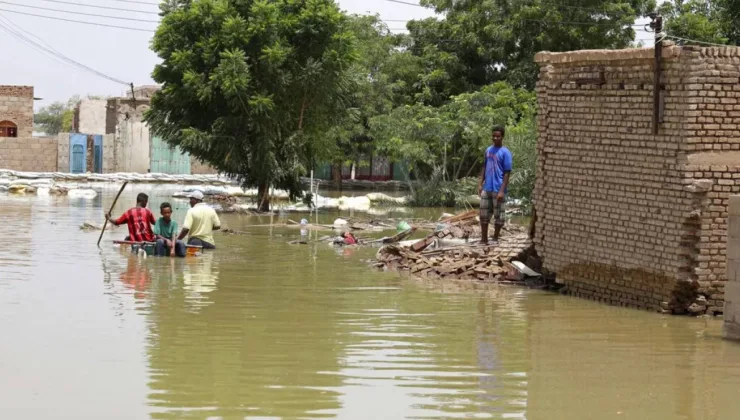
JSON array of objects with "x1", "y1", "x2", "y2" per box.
[
  {"x1": 147, "y1": 0, "x2": 356, "y2": 210},
  {"x1": 659, "y1": 0, "x2": 740, "y2": 45},
  {"x1": 405, "y1": 0, "x2": 654, "y2": 95}
]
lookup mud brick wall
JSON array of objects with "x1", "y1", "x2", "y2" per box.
[
  {"x1": 0, "y1": 136, "x2": 58, "y2": 172},
  {"x1": 0, "y1": 85, "x2": 34, "y2": 138},
  {"x1": 534, "y1": 46, "x2": 696, "y2": 311},
  {"x1": 535, "y1": 44, "x2": 740, "y2": 314}
]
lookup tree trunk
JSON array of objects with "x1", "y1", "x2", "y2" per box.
[
  {"x1": 332, "y1": 161, "x2": 342, "y2": 193},
  {"x1": 257, "y1": 182, "x2": 270, "y2": 212}
]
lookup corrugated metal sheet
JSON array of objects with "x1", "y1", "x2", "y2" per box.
[{"x1": 150, "y1": 135, "x2": 191, "y2": 174}]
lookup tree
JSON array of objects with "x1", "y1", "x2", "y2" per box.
[
  {"x1": 403, "y1": 0, "x2": 654, "y2": 94},
  {"x1": 370, "y1": 81, "x2": 534, "y2": 183},
  {"x1": 659, "y1": 0, "x2": 739, "y2": 45},
  {"x1": 34, "y1": 94, "x2": 106, "y2": 135},
  {"x1": 34, "y1": 101, "x2": 68, "y2": 135},
  {"x1": 147, "y1": 0, "x2": 357, "y2": 211}
]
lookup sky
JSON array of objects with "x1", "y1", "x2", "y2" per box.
[{"x1": 0, "y1": 0, "x2": 652, "y2": 110}]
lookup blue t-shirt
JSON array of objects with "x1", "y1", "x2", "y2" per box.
[{"x1": 483, "y1": 145, "x2": 513, "y2": 193}]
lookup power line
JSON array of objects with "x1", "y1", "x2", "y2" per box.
[
  {"x1": 382, "y1": 0, "x2": 427, "y2": 7},
  {"x1": 0, "y1": 16, "x2": 69, "y2": 67},
  {"x1": 37, "y1": 0, "x2": 160, "y2": 15},
  {"x1": 0, "y1": 16, "x2": 130, "y2": 85},
  {"x1": 0, "y1": 1, "x2": 159, "y2": 23},
  {"x1": 0, "y1": 8, "x2": 156, "y2": 32},
  {"x1": 666, "y1": 34, "x2": 729, "y2": 47},
  {"x1": 108, "y1": 0, "x2": 159, "y2": 5}
]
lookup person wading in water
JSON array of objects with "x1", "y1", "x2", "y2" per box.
[
  {"x1": 106, "y1": 192, "x2": 156, "y2": 243},
  {"x1": 477, "y1": 125, "x2": 513, "y2": 245},
  {"x1": 177, "y1": 191, "x2": 221, "y2": 249}
]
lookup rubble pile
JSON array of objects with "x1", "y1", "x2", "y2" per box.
[{"x1": 376, "y1": 233, "x2": 534, "y2": 282}]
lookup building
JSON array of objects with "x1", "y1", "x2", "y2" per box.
[
  {"x1": 0, "y1": 85, "x2": 33, "y2": 138},
  {"x1": 67, "y1": 86, "x2": 216, "y2": 175},
  {"x1": 533, "y1": 43, "x2": 740, "y2": 315},
  {"x1": 0, "y1": 85, "x2": 58, "y2": 172}
]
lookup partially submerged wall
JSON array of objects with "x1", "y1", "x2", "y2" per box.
[{"x1": 534, "y1": 44, "x2": 740, "y2": 313}]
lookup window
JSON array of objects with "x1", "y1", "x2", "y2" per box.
[{"x1": 0, "y1": 120, "x2": 17, "y2": 137}]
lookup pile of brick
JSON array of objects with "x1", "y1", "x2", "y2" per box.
[{"x1": 375, "y1": 233, "x2": 534, "y2": 282}]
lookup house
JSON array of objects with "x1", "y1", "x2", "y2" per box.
[
  {"x1": 0, "y1": 85, "x2": 58, "y2": 172},
  {"x1": 533, "y1": 43, "x2": 740, "y2": 315},
  {"x1": 0, "y1": 85, "x2": 33, "y2": 138}
]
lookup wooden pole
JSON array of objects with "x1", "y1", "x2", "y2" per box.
[
  {"x1": 97, "y1": 181, "x2": 128, "y2": 247},
  {"x1": 652, "y1": 14, "x2": 663, "y2": 135}
]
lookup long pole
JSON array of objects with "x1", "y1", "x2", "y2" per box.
[
  {"x1": 97, "y1": 181, "x2": 128, "y2": 247},
  {"x1": 651, "y1": 13, "x2": 663, "y2": 135}
]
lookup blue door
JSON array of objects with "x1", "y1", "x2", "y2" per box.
[
  {"x1": 93, "y1": 135, "x2": 103, "y2": 173},
  {"x1": 70, "y1": 134, "x2": 87, "y2": 173}
]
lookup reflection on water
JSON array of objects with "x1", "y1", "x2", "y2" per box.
[{"x1": 1, "y1": 186, "x2": 740, "y2": 420}]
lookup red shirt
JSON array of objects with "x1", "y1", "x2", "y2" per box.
[{"x1": 115, "y1": 207, "x2": 156, "y2": 242}]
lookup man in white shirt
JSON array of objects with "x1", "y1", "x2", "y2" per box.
[{"x1": 177, "y1": 191, "x2": 221, "y2": 249}]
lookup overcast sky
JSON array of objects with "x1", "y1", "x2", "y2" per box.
[{"x1": 0, "y1": 0, "x2": 651, "y2": 110}]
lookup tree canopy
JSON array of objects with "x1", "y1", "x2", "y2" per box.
[
  {"x1": 147, "y1": 0, "x2": 357, "y2": 210},
  {"x1": 147, "y1": 0, "x2": 668, "y2": 208},
  {"x1": 659, "y1": 0, "x2": 740, "y2": 45}
]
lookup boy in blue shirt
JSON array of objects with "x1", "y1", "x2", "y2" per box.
[
  {"x1": 154, "y1": 202, "x2": 187, "y2": 257},
  {"x1": 478, "y1": 125, "x2": 513, "y2": 245}
]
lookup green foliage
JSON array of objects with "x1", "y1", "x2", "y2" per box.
[
  {"x1": 370, "y1": 81, "x2": 534, "y2": 183},
  {"x1": 407, "y1": 0, "x2": 654, "y2": 92},
  {"x1": 34, "y1": 102, "x2": 68, "y2": 135},
  {"x1": 147, "y1": 0, "x2": 357, "y2": 208},
  {"x1": 407, "y1": 174, "x2": 479, "y2": 207},
  {"x1": 34, "y1": 94, "x2": 105, "y2": 135},
  {"x1": 659, "y1": 0, "x2": 727, "y2": 44}
]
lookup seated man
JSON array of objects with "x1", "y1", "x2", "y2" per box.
[
  {"x1": 106, "y1": 192, "x2": 156, "y2": 243},
  {"x1": 177, "y1": 191, "x2": 221, "y2": 249},
  {"x1": 154, "y1": 202, "x2": 186, "y2": 257}
]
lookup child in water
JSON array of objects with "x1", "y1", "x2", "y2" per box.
[{"x1": 154, "y1": 202, "x2": 186, "y2": 257}]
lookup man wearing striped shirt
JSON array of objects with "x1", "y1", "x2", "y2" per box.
[{"x1": 106, "y1": 192, "x2": 156, "y2": 243}]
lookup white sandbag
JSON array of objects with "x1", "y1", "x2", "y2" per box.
[{"x1": 68, "y1": 188, "x2": 98, "y2": 199}]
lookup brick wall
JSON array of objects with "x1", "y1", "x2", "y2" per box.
[
  {"x1": 0, "y1": 85, "x2": 34, "y2": 138},
  {"x1": 0, "y1": 136, "x2": 58, "y2": 172},
  {"x1": 533, "y1": 44, "x2": 740, "y2": 314}
]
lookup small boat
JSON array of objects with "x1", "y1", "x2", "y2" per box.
[{"x1": 113, "y1": 240, "x2": 202, "y2": 257}]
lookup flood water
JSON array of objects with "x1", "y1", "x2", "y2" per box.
[{"x1": 2, "y1": 185, "x2": 740, "y2": 420}]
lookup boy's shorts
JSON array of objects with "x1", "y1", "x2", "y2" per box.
[{"x1": 479, "y1": 191, "x2": 505, "y2": 227}]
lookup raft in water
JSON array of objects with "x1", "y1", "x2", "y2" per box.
[{"x1": 113, "y1": 240, "x2": 202, "y2": 257}]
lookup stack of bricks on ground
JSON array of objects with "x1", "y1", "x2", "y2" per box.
[
  {"x1": 533, "y1": 42, "x2": 740, "y2": 315},
  {"x1": 376, "y1": 232, "x2": 534, "y2": 282}
]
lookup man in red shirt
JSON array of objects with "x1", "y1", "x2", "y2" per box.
[{"x1": 106, "y1": 192, "x2": 156, "y2": 242}]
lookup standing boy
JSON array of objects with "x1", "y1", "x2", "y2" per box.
[
  {"x1": 478, "y1": 126, "x2": 513, "y2": 245},
  {"x1": 154, "y1": 202, "x2": 186, "y2": 257},
  {"x1": 107, "y1": 192, "x2": 156, "y2": 243}
]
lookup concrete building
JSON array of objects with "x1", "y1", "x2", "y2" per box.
[
  {"x1": 534, "y1": 43, "x2": 740, "y2": 316},
  {"x1": 73, "y1": 98, "x2": 107, "y2": 135}
]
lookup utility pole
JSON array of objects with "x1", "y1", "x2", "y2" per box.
[{"x1": 649, "y1": 12, "x2": 663, "y2": 135}]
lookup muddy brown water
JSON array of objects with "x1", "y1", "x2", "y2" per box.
[{"x1": 2, "y1": 185, "x2": 740, "y2": 420}]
